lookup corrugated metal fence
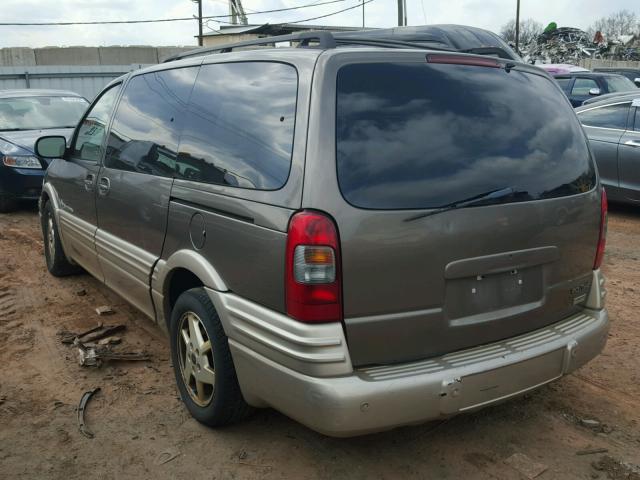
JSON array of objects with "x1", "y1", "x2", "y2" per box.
[{"x1": 0, "y1": 65, "x2": 148, "y2": 100}]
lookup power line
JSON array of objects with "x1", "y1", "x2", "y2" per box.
[
  {"x1": 213, "y1": 0, "x2": 373, "y2": 26},
  {"x1": 276, "y1": 0, "x2": 373, "y2": 25},
  {"x1": 0, "y1": 0, "x2": 351, "y2": 26}
]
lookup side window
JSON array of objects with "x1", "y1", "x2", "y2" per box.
[
  {"x1": 579, "y1": 103, "x2": 630, "y2": 130},
  {"x1": 71, "y1": 85, "x2": 121, "y2": 162},
  {"x1": 555, "y1": 77, "x2": 572, "y2": 92},
  {"x1": 571, "y1": 78, "x2": 599, "y2": 96},
  {"x1": 104, "y1": 67, "x2": 198, "y2": 177},
  {"x1": 177, "y1": 62, "x2": 298, "y2": 190}
]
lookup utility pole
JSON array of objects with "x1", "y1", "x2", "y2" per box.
[
  {"x1": 397, "y1": 0, "x2": 403, "y2": 26},
  {"x1": 229, "y1": 0, "x2": 248, "y2": 25},
  {"x1": 362, "y1": 0, "x2": 365, "y2": 28},
  {"x1": 515, "y1": 0, "x2": 521, "y2": 52},
  {"x1": 403, "y1": 0, "x2": 407, "y2": 26},
  {"x1": 193, "y1": 0, "x2": 203, "y2": 46}
]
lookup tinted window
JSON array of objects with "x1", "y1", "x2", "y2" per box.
[
  {"x1": 336, "y1": 63, "x2": 595, "y2": 210},
  {"x1": 555, "y1": 77, "x2": 572, "y2": 92},
  {"x1": 177, "y1": 62, "x2": 297, "y2": 189},
  {"x1": 605, "y1": 75, "x2": 637, "y2": 93},
  {"x1": 105, "y1": 67, "x2": 198, "y2": 176},
  {"x1": 571, "y1": 78, "x2": 599, "y2": 95},
  {"x1": 72, "y1": 85, "x2": 121, "y2": 163},
  {"x1": 579, "y1": 103, "x2": 629, "y2": 130}
]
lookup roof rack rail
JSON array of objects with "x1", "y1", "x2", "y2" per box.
[
  {"x1": 164, "y1": 31, "x2": 337, "y2": 62},
  {"x1": 334, "y1": 36, "x2": 454, "y2": 52}
]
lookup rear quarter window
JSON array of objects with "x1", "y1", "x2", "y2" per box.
[
  {"x1": 336, "y1": 62, "x2": 596, "y2": 210},
  {"x1": 177, "y1": 62, "x2": 298, "y2": 190}
]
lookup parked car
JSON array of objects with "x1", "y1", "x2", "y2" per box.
[
  {"x1": 593, "y1": 67, "x2": 640, "y2": 87},
  {"x1": 552, "y1": 72, "x2": 637, "y2": 107},
  {"x1": 576, "y1": 92, "x2": 640, "y2": 204},
  {"x1": 537, "y1": 63, "x2": 589, "y2": 75},
  {"x1": 35, "y1": 28, "x2": 609, "y2": 437},
  {"x1": 0, "y1": 89, "x2": 88, "y2": 212}
]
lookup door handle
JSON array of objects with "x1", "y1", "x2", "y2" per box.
[
  {"x1": 624, "y1": 140, "x2": 640, "y2": 147},
  {"x1": 98, "y1": 176, "x2": 110, "y2": 196},
  {"x1": 84, "y1": 173, "x2": 95, "y2": 191}
]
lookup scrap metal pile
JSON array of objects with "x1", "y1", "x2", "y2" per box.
[{"x1": 522, "y1": 26, "x2": 639, "y2": 64}]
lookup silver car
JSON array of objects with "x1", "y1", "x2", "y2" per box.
[
  {"x1": 34, "y1": 27, "x2": 609, "y2": 437},
  {"x1": 577, "y1": 92, "x2": 640, "y2": 205}
]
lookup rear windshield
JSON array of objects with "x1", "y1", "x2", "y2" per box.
[
  {"x1": 605, "y1": 75, "x2": 637, "y2": 93},
  {"x1": 336, "y1": 62, "x2": 596, "y2": 210}
]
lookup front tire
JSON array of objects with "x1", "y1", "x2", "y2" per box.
[
  {"x1": 41, "y1": 200, "x2": 80, "y2": 276},
  {"x1": 170, "y1": 288, "x2": 251, "y2": 427}
]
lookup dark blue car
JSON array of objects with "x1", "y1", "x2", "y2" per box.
[
  {"x1": 0, "y1": 89, "x2": 88, "y2": 212},
  {"x1": 552, "y1": 72, "x2": 637, "y2": 107}
]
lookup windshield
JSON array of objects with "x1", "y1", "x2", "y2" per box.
[
  {"x1": 606, "y1": 76, "x2": 637, "y2": 93},
  {"x1": 0, "y1": 96, "x2": 88, "y2": 131},
  {"x1": 336, "y1": 62, "x2": 596, "y2": 210}
]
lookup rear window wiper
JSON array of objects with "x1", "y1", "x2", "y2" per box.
[{"x1": 404, "y1": 187, "x2": 526, "y2": 222}]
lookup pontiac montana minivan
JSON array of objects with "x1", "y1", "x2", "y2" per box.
[{"x1": 35, "y1": 27, "x2": 609, "y2": 437}]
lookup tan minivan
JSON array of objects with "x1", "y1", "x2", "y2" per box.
[{"x1": 36, "y1": 26, "x2": 608, "y2": 436}]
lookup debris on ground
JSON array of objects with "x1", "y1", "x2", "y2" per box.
[
  {"x1": 98, "y1": 336, "x2": 121, "y2": 346},
  {"x1": 95, "y1": 305, "x2": 115, "y2": 316},
  {"x1": 60, "y1": 323, "x2": 125, "y2": 345},
  {"x1": 592, "y1": 455, "x2": 640, "y2": 480},
  {"x1": 75, "y1": 339, "x2": 150, "y2": 367},
  {"x1": 561, "y1": 412, "x2": 614, "y2": 434},
  {"x1": 504, "y1": 453, "x2": 548, "y2": 479},
  {"x1": 77, "y1": 387, "x2": 101, "y2": 439},
  {"x1": 577, "y1": 448, "x2": 609, "y2": 456},
  {"x1": 75, "y1": 289, "x2": 87, "y2": 297},
  {"x1": 154, "y1": 447, "x2": 181, "y2": 466},
  {"x1": 581, "y1": 419, "x2": 601, "y2": 428}
]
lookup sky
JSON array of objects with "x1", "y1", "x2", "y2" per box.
[{"x1": 0, "y1": 0, "x2": 638, "y2": 47}]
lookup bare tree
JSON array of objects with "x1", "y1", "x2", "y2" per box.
[
  {"x1": 588, "y1": 10, "x2": 638, "y2": 41},
  {"x1": 500, "y1": 19, "x2": 543, "y2": 46}
]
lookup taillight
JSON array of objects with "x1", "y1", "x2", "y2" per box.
[
  {"x1": 426, "y1": 53, "x2": 501, "y2": 68},
  {"x1": 593, "y1": 188, "x2": 608, "y2": 270},
  {"x1": 285, "y1": 210, "x2": 342, "y2": 323}
]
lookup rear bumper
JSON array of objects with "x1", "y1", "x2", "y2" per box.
[
  {"x1": 0, "y1": 165, "x2": 44, "y2": 200},
  {"x1": 206, "y1": 272, "x2": 609, "y2": 437}
]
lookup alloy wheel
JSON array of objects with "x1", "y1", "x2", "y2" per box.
[{"x1": 177, "y1": 311, "x2": 215, "y2": 406}]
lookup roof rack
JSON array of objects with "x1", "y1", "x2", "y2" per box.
[
  {"x1": 164, "y1": 25, "x2": 520, "y2": 63},
  {"x1": 164, "y1": 31, "x2": 336, "y2": 62}
]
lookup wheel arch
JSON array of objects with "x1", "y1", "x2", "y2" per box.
[
  {"x1": 40, "y1": 182, "x2": 60, "y2": 218},
  {"x1": 154, "y1": 249, "x2": 228, "y2": 330}
]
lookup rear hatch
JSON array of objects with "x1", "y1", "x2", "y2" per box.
[{"x1": 332, "y1": 55, "x2": 601, "y2": 366}]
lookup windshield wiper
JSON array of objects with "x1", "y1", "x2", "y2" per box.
[
  {"x1": 0, "y1": 128, "x2": 26, "y2": 132},
  {"x1": 404, "y1": 187, "x2": 525, "y2": 222}
]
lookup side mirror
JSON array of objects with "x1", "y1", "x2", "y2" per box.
[
  {"x1": 35, "y1": 136, "x2": 66, "y2": 159},
  {"x1": 634, "y1": 77, "x2": 640, "y2": 87},
  {"x1": 588, "y1": 87, "x2": 601, "y2": 96}
]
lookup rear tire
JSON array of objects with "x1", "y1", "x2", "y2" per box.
[
  {"x1": 170, "y1": 288, "x2": 252, "y2": 427},
  {"x1": 41, "y1": 200, "x2": 81, "y2": 277},
  {"x1": 0, "y1": 195, "x2": 17, "y2": 213}
]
